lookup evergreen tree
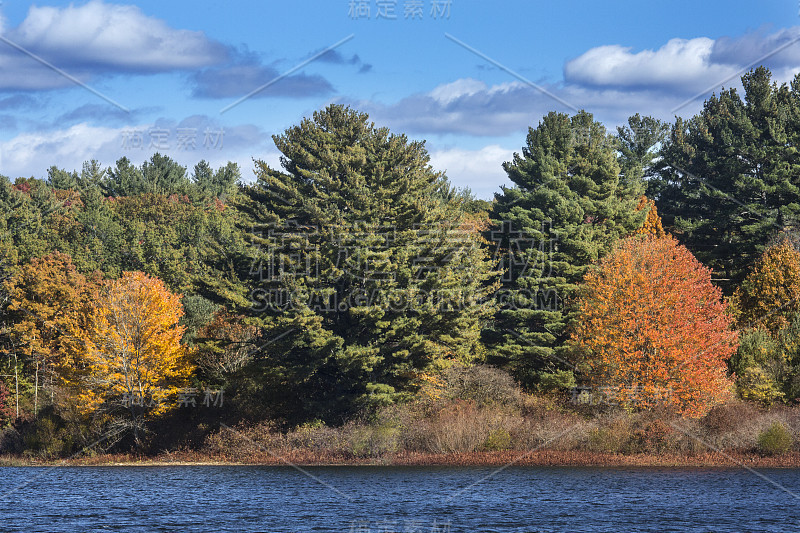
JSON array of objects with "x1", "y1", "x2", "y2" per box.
[
  {"x1": 103, "y1": 157, "x2": 146, "y2": 197},
  {"x1": 240, "y1": 104, "x2": 497, "y2": 422},
  {"x1": 141, "y1": 153, "x2": 189, "y2": 196},
  {"x1": 1, "y1": 178, "x2": 63, "y2": 263},
  {"x1": 70, "y1": 181, "x2": 124, "y2": 276},
  {"x1": 652, "y1": 67, "x2": 800, "y2": 290},
  {"x1": 617, "y1": 114, "x2": 669, "y2": 184},
  {"x1": 78, "y1": 160, "x2": 106, "y2": 192},
  {"x1": 103, "y1": 154, "x2": 189, "y2": 197},
  {"x1": 488, "y1": 110, "x2": 645, "y2": 389},
  {"x1": 192, "y1": 160, "x2": 241, "y2": 199},
  {"x1": 46, "y1": 166, "x2": 79, "y2": 190}
]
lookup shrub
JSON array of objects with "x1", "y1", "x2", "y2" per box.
[
  {"x1": 286, "y1": 421, "x2": 343, "y2": 452},
  {"x1": 203, "y1": 422, "x2": 281, "y2": 459},
  {"x1": 22, "y1": 416, "x2": 75, "y2": 458},
  {"x1": 701, "y1": 402, "x2": 759, "y2": 435},
  {"x1": 537, "y1": 370, "x2": 576, "y2": 393},
  {"x1": 757, "y1": 422, "x2": 794, "y2": 455},
  {"x1": 518, "y1": 393, "x2": 561, "y2": 419},
  {"x1": 344, "y1": 423, "x2": 399, "y2": 458},
  {"x1": 632, "y1": 418, "x2": 674, "y2": 454},
  {"x1": 0, "y1": 427, "x2": 23, "y2": 454},
  {"x1": 588, "y1": 427, "x2": 625, "y2": 453},
  {"x1": 510, "y1": 409, "x2": 588, "y2": 451},
  {"x1": 441, "y1": 365, "x2": 522, "y2": 407},
  {"x1": 406, "y1": 400, "x2": 524, "y2": 454},
  {"x1": 737, "y1": 367, "x2": 784, "y2": 406},
  {"x1": 482, "y1": 428, "x2": 512, "y2": 451},
  {"x1": 414, "y1": 401, "x2": 490, "y2": 453},
  {"x1": 586, "y1": 414, "x2": 633, "y2": 453}
]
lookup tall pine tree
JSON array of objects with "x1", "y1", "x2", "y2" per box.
[
  {"x1": 652, "y1": 67, "x2": 800, "y2": 290},
  {"x1": 489, "y1": 110, "x2": 645, "y2": 389},
  {"x1": 240, "y1": 105, "x2": 497, "y2": 423}
]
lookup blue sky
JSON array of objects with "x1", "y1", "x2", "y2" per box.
[{"x1": 0, "y1": 0, "x2": 797, "y2": 198}]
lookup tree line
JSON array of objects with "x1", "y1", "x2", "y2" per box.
[{"x1": 0, "y1": 66, "x2": 798, "y2": 449}]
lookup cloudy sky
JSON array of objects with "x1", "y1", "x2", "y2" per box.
[{"x1": 0, "y1": 0, "x2": 797, "y2": 198}]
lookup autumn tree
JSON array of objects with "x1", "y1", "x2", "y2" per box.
[
  {"x1": 731, "y1": 241, "x2": 800, "y2": 403},
  {"x1": 572, "y1": 236, "x2": 737, "y2": 417},
  {"x1": 5, "y1": 252, "x2": 90, "y2": 416},
  {"x1": 735, "y1": 241, "x2": 800, "y2": 334},
  {"x1": 634, "y1": 196, "x2": 666, "y2": 238},
  {"x1": 0, "y1": 379, "x2": 15, "y2": 426},
  {"x1": 64, "y1": 271, "x2": 193, "y2": 444}
]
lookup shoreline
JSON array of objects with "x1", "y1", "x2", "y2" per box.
[{"x1": 5, "y1": 450, "x2": 800, "y2": 468}]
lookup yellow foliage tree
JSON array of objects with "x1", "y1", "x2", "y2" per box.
[
  {"x1": 735, "y1": 242, "x2": 800, "y2": 334},
  {"x1": 634, "y1": 196, "x2": 666, "y2": 238},
  {"x1": 730, "y1": 242, "x2": 800, "y2": 403},
  {"x1": 64, "y1": 272, "x2": 193, "y2": 442},
  {"x1": 5, "y1": 251, "x2": 91, "y2": 415}
]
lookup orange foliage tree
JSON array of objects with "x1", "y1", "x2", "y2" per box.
[
  {"x1": 571, "y1": 236, "x2": 737, "y2": 417},
  {"x1": 64, "y1": 271, "x2": 193, "y2": 442}
]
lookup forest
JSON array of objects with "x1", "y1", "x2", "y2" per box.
[{"x1": 1, "y1": 66, "x2": 799, "y2": 461}]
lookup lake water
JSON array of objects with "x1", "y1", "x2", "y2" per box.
[{"x1": 0, "y1": 465, "x2": 797, "y2": 532}]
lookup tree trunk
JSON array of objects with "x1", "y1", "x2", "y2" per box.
[
  {"x1": 13, "y1": 352, "x2": 19, "y2": 419},
  {"x1": 34, "y1": 359, "x2": 38, "y2": 417}
]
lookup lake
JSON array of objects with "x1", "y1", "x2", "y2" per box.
[{"x1": 0, "y1": 465, "x2": 797, "y2": 532}]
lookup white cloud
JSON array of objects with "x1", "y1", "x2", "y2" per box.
[
  {"x1": 0, "y1": 117, "x2": 277, "y2": 183},
  {"x1": 344, "y1": 79, "x2": 543, "y2": 137},
  {"x1": 1, "y1": 123, "x2": 120, "y2": 176},
  {"x1": 0, "y1": 1, "x2": 229, "y2": 90},
  {"x1": 13, "y1": 1, "x2": 229, "y2": 69},
  {"x1": 563, "y1": 38, "x2": 737, "y2": 93},
  {"x1": 429, "y1": 78, "x2": 489, "y2": 105},
  {"x1": 564, "y1": 27, "x2": 800, "y2": 95},
  {"x1": 711, "y1": 27, "x2": 800, "y2": 68},
  {"x1": 348, "y1": 26, "x2": 800, "y2": 139},
  {"x1": 430, "y1": 144, "x2": 514, "y2": 199},
  {"x1": 346, "y1": 77, "x2": 693, "y2": 138}
]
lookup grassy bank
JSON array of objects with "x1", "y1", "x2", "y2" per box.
[
  {"x1": 5, "y1": 450, "x2": 800, "y2": 468},
  {"x1": 6, "y1": 399, "x2": 800, "y2": 468},
  {"x1": 3, "y1": 367, "x2": 799, "y2": 466}
]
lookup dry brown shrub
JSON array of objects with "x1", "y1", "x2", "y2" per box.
[
  {"x1": 405, "y1": 401, "x2": 524, "y2": 453},
  {"x1": 441, "y1": 365, "x2": 523, "y2": 407}
]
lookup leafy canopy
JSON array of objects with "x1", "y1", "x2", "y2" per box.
[{"x1": 572, "y1": 236, "x2": 736, "y2": 417}]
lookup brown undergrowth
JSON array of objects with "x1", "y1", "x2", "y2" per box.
[
  {"x1": 3, "y1": 366, "x2": 800, "y2": 466},
  {"x1": 8, "y1": 450, "x2": 800, "y2": 468}
]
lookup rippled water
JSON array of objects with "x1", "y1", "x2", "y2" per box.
[{"x1": 0, "y1": 465, "x2": 797, "y2": 532}]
